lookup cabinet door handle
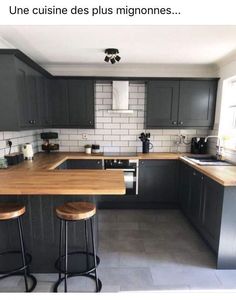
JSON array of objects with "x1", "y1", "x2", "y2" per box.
[
  {"x1": 97, "y1": 161, "x2": 100, "y2": 164},
  {"x1": 193, "y1": 171, "x2": 196, "y2": 176},
  {"x1": 89, "y1": 121, "x2": 92, "y2": 125},
  {"x1": 172, "y1": 121, "x2": 177, "y2": 125},
  {"x1": 179, "y1": 121, "x2": 184, "y2": 125},
  {"x1": 29, "y1": 120, "x2": 33, "y2": 124}
]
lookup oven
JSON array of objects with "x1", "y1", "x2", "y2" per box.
[{"x1": 104, "y1": 159, "x2": 139, "y2": 195}]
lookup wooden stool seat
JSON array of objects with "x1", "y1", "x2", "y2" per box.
[
  {"x1": 0, "y1": 203, "x2": 25, "y2": 220},
  {"x1": 56, "y1": 202, "x2": 96, "y2": 221}
]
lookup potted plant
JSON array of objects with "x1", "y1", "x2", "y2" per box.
[{"x1": 84, "y1": 144, "x2": 92, "y2": 154}]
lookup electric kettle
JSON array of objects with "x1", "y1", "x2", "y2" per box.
[{"x1": 22, "y1": 143, "x2": 34, "y2": 160}]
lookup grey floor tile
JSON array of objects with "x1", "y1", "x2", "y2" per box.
[
  {"x1": 101, "y1": 285, "x2": 120, "y2": 292},
  {"x1": 215, "y1": 270, "x2": 236, "y2": 288},
  {"x1": 99, "y1": 238, "x2": 145, "y2": 252},
  {"x1": 99, "y1": 267, "x2": 154, "y2": 289}
]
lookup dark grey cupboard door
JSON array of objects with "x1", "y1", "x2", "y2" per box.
[
  {"x1": 201, "y1": 176, "x2": 223, "y2": 251},
  {"x1": 179, "y1": 162, "x2": 191, "y2": 214},
  {"x1": 27, "y1": 68, "x2": 39, "y2": 127},
  {"x1": 50, "y1": 79, "x2": 69, "y2": 127},
  {"x1": 37, "y1": 76, "x2": 51, "y2": 127},
  {"x1": 178, "y1": 80, "x2": 217, "y2": 128},
  {"x1": 146, "y1": 81, "x2": 179, "y2": 128},
  {"x1": 138, "y1": 160, "x2": 178, "y2": 203},
  {"x1": 68, "y1": 79, "x2": 95, "y2": 128},
  {"x1": 56, "y1": 159, "x2": 103, "y2": 170},
  {"x1": 189, "y1": 169, "x2": 204, "y2": 227},
  {"x1": 16, "y1": 59, "x2": 30, "y2": 128}
]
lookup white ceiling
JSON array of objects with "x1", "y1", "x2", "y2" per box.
[{"x1": 0, "y1": 25, "x2": 236, "y2": 76}]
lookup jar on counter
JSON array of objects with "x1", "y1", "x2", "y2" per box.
[{"x1": 92, "y1": 144, "x2": 100, "y2": 154}]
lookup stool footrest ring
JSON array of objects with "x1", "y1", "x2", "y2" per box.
[
  {"x1": 55, "y1": 251, "x2": 100, "y2": 275},
  {"x1": 53, "y1": 274, "x2": 102, "y2": 293}
]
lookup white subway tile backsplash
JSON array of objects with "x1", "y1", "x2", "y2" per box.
[
  {"x1": 120, "y1": 135, "x2": 137, "y2": 141},
  {"x1": 104, "y1": 135, "x2": 120, "y2": 141},
  {"x1": 112, "y1": 129, "x2": 129, "y2": 135},
  {"x1": 121, "y1": 123, "x2": 137, "y2": 129},
  {"x1": 104, "y1": 123, "x2": 120, "y2": 129},
  {"x1": 112, "y1": 141, "x2": 129, "y2": 147}
]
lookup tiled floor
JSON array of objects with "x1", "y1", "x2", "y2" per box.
[{"x1": 1, "y1": 209, "x2": 236, "y2": 292}]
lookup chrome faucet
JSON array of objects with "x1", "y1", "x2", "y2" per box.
[{"x1": 204, "y1": 136, "x2": 223, "y2": 160}]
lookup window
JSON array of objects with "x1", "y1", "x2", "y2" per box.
[{"x1": 219, "y1": 77, "x2": 236, "y2": 150}]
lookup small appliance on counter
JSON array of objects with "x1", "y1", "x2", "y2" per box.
[
  {"x1": 92, "y1": 144, "x2": 101, "y2": 154},
  {"x1": 41, "y1": 132, "x2": 59, "y2": 153},
  {"x1": 191, "y1": 137, "x2": 208, "y2": 154},
  {"x1": 22, "y1": 143, "x2": 34, "y2": 160},
  {"x1": 3, "y1": 140, "x2": 24, "y2": 166},
  {"x1": 4, "y1": 153, "x2": 24, "y2": 165},
  {"x1": 139, "y1": 132, "x2": 153, "y2": 153}
]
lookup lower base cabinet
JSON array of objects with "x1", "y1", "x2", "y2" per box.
[
  {"x1": 138, "y1": 159, "x2": 179, "y2": 205},
  {"x1": 179, "y1": 161, "x2": 223, "y2": 253}
]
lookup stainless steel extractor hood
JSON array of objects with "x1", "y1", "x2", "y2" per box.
[{"x1": 108, "y1": 81, "x2": 133, "y2": 114}]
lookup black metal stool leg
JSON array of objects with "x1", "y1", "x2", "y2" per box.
[
  {"x1": 58, "y1": 219, "x2": 63, "y2": 281},
  {"x1": 90, "y1": 217, "x2": 99, "y2": 292},
  {"x1": 64, "y1": 220, "x2": 68, "y2": 293},
  {"x1": 85, "y1": 220, "x2": 89, "y2": 269},
  {"x1": 17, "y1": 217, "x2": 29, "y2": 292}
]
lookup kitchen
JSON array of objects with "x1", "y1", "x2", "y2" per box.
[{"x1": 1, "y1": 25, "x2": 236, "y2": 293}]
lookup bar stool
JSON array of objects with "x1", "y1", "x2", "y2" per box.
[
  {"x1": 0, "y1": 202, "x2": 37, "y2": 292},
  {"x1": 53, "y1": 201, "x2": 102, "y2": 293}
]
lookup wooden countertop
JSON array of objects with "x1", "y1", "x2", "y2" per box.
[
  {"x1": 0, "y1": 169, "x2": 125, "y2": 195},
  {"x1": 180, "y1": 157, "x2": 236, "y2": 187},
  {"x1": 1, "y1": 152, "x2": 236, "y2": 195}
]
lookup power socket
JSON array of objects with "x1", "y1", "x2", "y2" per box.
[{"x1": 82, "y1": 133, "x2": 87, "y2": 140}]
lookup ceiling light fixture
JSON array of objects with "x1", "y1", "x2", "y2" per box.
[{"x1": 104, "y1": 48, "x2": 121, "y2": 64}]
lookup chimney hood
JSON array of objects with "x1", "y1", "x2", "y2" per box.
[{"x1": 108, "y1": 81, "x2": 133, "y2": 114}]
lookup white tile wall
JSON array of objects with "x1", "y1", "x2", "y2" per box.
[
  {"x1": 44, "y1": 82, "x2": 210, "y2": 153},
  {"x1": 0, "y1": 130, "x2": 41, "y2": 158}
]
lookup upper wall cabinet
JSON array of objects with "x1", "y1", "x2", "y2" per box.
[
  {"x1": 50, "y1": 79, "x2": 95, "y2": 129},
  {"x1": 145, "y1": 79, "x2": 218, "y2": 129},
  {"x1": 146, "y1": 81, "x2": 179, "y2": 128},
  {"x1": 0, "y1": 54, "x2": 45, "y2": 131}
]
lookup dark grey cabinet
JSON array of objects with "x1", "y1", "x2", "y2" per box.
[
  {"x1": 180, "y1": 161, "x2": 223, "y2": 252},
  {"x1": 189, "y1": 169, "x2": 204, "y2": 228},
  {"x1": 68, "y1": 79, "x2": 95, "y2": 128},
  {"x1": 0, "y1": 55, "x2": 41, "y2": 130},
  {"x1": 50, "y1": 79, "x2": 95, "y2": 128},
  {"x1": 56, "y1": 159, "x2": 102, "y2": 170},
  {"x1": 146, "y1": 79, "x2": 218, "y2": 129},
  {"x1": 37, "y1": 76, "x2": 51, "y2": 127},
  {"x1": 179, "y1": 162, "x2": 191, "y2": 214},
  {"x1": 201, "y1": 176, "x2": 223, "y2": 251},
  {"x1": 178, "y1": 80, "x2": 217, "y2": 127},
  {"x1": 146, "y1": 81, "x2": 179, "y2": 128},
  {"x1": 49, "y1": 79, "x2": 69, "y2": 127},
  {"x1": 138, "y1": 159, "x2": 179, "y2": 204}
]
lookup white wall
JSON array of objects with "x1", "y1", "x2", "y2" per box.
[{"x1": 208, "y1": 57, "x2": 236, "y2": 160}]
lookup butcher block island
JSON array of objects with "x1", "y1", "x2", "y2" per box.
[{"x1": 0, "y1": 153, "x2": 125, "y2": 272}]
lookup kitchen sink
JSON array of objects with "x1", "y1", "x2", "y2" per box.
[{"x1": 183, "y1": 155, "x2": 235, "y2": 166}]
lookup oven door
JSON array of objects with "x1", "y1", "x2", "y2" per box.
[
  {"x1": 123, "y1": 170, "x2": 136, "y2": 195},
  {"x1": 105, "y1": 169, "x2": 137, "y2": 195}
]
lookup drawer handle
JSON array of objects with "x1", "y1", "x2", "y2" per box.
[
  {"x1": 172, "y1": 121, "x2": 177, "y2": 125},
  {"x1": 179, "y1": 121, "x2": 184, "y2": 125}
]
